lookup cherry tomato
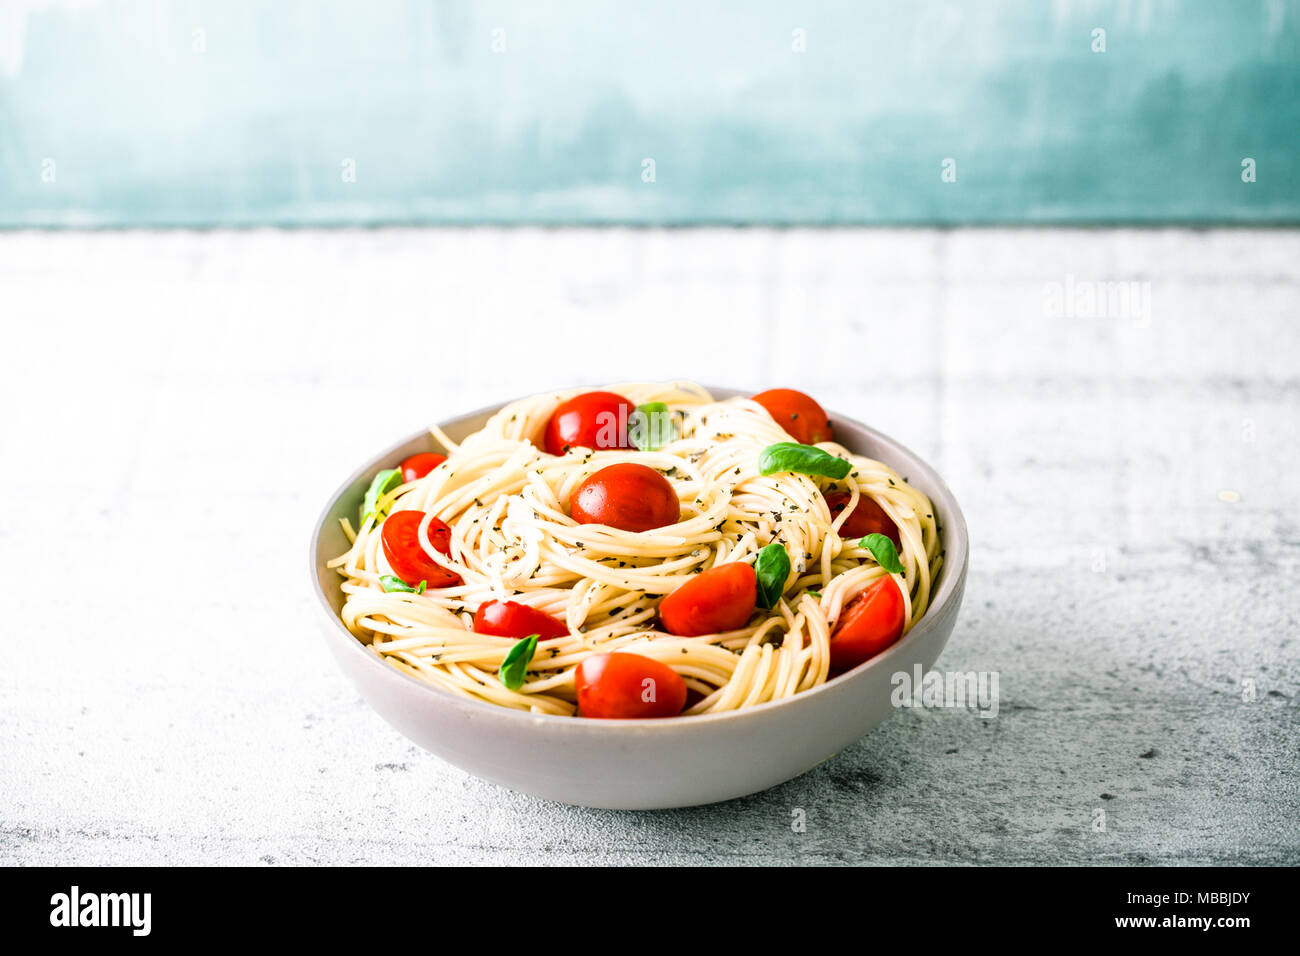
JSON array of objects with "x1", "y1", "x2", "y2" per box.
[
  {"x1": 474, "y1": 599, "x2": 569, "y2": 641},
  {"x1": 752, "y1": 388, "x2": 833, "y2": 445},
  {"x1": 380, "y1": 510, "x2": 461, "y2": 589},
  {"x1": 825, "y1": 492, "x2": 901, "y2": 548},
  {"x1": 399, "y1": 452, "x2": 447, "y2": 483},
  {"x1": 575, "y1": 653, "x2": 688, "y2": 719},
  {"x1": 543, "y1": 391, "x2": 635, "y2": 455},
  {"x1": 569, "y1": 463, "x2": 679, "y2": 532},
  {"x1": 658, "y1": 563, "x2": 757, "y2": 636},
  {"x1": 828, "y1": 577, "x2": 906, "y2": 671}
]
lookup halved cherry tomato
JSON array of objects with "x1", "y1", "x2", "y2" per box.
[
  {"x1": 828, "y1": 576, "x2": 906, "y2": 671},
  {"x1": 752, "y1": 388, "x2": 833, "y2": 445},
  {"x1": 658, "y1": 562, "x2": 757, "y2": 636},
  {"x1": 543, "y1": 391, "x2": 635, "y2": 455},
  {"x1": 380, "y1": 510, "x2": 461, "y2": 589},
  {"x1": 399, "y1": 452, "x2": 447, "y2": 483},
  {"x1": 575, "y1": 653, "x2": 687, "y2": 719},
  {"x1": 474, "y1": 599, "x2": 569, "y2": 641},
  {"x1": 569, "y1": 463, "x2": 679, "y2": 532},
  {"x1": 825, "y1": 492, "x2": 901, "y2": 548}
]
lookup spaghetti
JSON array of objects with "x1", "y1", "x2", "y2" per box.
[{"x1": 328, "y1": 382, "x2": 942, "y2": 717}]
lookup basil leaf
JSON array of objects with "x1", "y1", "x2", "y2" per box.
[
  {"x1": 631, "y1": 401, "x2": 678, "y2": 452},
  {"x1": 758, "y1": 442, "x2": 851, "y2": 480},
  {"x1": 754, "y1": 543, "x2": 791, "y2": 609},
  {"x1": 379, "y1": 575, "x2": 426, "y2": 594},
  {"x1": 361, "y1": 468, "x2": 403, "y2": 523},
  {"x1": 859, "y1": 533, "x2": 904, "y2": 573},
  {"x1": 499, "y1": 634, "x2": 539, "y2": 691}
]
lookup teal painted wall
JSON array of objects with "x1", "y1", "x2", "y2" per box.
[{"x1": 1, "y1": 0, "x2": 1297, "y2": 227}]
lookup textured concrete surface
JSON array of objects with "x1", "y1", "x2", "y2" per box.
[{"x1": 1, "y1": 227, "x2": 1297, "y2": 865}]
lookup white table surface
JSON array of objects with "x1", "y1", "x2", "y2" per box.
[{"x1": 1, "y1": 227, "x2": 1296, "y2": 865}]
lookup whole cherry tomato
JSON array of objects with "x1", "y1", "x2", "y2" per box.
[
  {"x1": 380, "y1": 510, "x2": 461, "y2": 589},
  {"x1": 575, "y1": 653, "x2": 688, "y2": 719},
  {"x1": 569, "y1": 463, "x2": 679, "y2": 532},
  {"x1": 398, "y1": 452, "x2": 447, "y2": 483},
  {"x1": 474, "y1": 600, "x2": 569, "y2": 641},
  {"x1": 752, "y1": 388, "x2": 833, "y2": 445},
  {"x1": 657, "y1": 563, "x2": 757, "y2": 636},
  {"x1": 543, "y1": 391, "x2": 635, "y2": 455},
  {"x1": 828, "y1": 576, "x2": 906, "y2": 671},
  {"x1": 825, "y1": 492, "x2": 901, "y2": 548}
]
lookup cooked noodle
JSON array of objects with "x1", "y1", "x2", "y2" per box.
[{"x1": 328, "y1": 382, "x2": 942, "y2": 717}]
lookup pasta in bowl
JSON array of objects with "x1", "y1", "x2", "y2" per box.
[{"x1": 311, "y1": 383, "x2": 968, "y2": 807}]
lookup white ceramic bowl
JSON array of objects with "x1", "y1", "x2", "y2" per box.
[{"x1": 310, "y1": 389, "x2": 968, "y2": 809}]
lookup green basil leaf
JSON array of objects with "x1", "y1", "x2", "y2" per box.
[
  {"x1": 631, "y1": 401, "x2": 678, "y2": 452},
  {"x1": 806, "y1": 590, "x2": 822, "y2": 598},
  {"x1": 758, "y1": 442, "x2": 851, "y2": 480},
  {"x1": 499, "y1": 634, "x2": 540, "y2": 691},
  {"x1": 361, "y1": 468, "x2": 404, "y2": 524},
  {"x1": 859, "y1": 533, "x2": 904, "y2": 573},
  {"x1": 379, "y1": 575, "x2": 426, "y2": 594},
  {"x1": 754, "y1": 543, "x2": 791, "y2": 609}
]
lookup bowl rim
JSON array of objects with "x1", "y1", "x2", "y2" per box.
[{"x1": 309, "y1": 388, "x2": 969, "y2": 730}]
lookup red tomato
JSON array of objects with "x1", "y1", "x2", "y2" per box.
[
  {"x1": 543, "y1": 391, "x2": 635, "y2": 455},
  {"x1": 658, "y1": 563, "x2": 757, "y2": 636},
  {"x1": 569, "y1": 463, "x2": 680, "y2": 532},
  {"x1": 752, "y1": 388, "x2": 833, "y2": 445},
  {"x1": 474, "y1": 600, "x2": 569, "y2": 641},
  {"x1": 828, "y1": 577, "x2": 906, "y2": 671},
  {"x1": 825, "y1": 492, "x2": 901, "y2": 548},
  {"x1": 398, "y1": 452, "x2": 447, "y2": 483},
  {"x1": 575, "y1": 653, "x2": 688, "y2": 719},
  {"x1": 380, "y1": 510, "x2": 461, "y2": 589}
]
